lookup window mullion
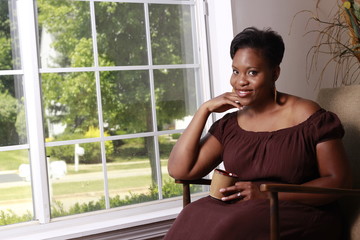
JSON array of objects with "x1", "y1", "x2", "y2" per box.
[
  {"x1": 17, "y1": 0, "x2": 50, "y2": 223},
  {"x1": 89, "y1": 0, "x2": 111, "y2": 210},
  {"x1": 144, "y1": 3, "x2": 163, "y2": 199}
]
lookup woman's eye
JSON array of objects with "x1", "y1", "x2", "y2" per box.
[
  {"x1": 248, "y1": 70, "x2": 257, "y2": 76},
  {"x1": 232, "y1": 69, "x2": 239, "y2": 75}
]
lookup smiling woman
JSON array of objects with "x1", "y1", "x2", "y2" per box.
[{"x1": 165, "y1": 27, "x2": 351, "y2": 240}]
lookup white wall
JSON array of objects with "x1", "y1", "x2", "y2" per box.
[{"x1": 231, "y1": 0, "x2": 337, "y2": 100}]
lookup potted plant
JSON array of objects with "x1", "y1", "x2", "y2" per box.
[{"x1": 296, "y1": 0, "x2": 360, "y2": 87}]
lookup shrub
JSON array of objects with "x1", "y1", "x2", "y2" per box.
[
  {"x1": 1, "y1": 180, "x2": 204, "y2": 225},
  {"x1": 47, "y1": 127, "x2": 114, "y2": 164},
  {"x1": 0, "y1": 210, "x2": 32, "y2": 226}
]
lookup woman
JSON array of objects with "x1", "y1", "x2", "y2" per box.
[{"x1": 164, "y1": 27, "x2": 352, "y2": 240}]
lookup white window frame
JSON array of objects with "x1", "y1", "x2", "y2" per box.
[{"x1": 0, "y1": 0, "x2": 233, "y2": 238}]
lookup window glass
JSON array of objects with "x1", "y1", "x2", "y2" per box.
[
  {"x1": 0, "y1": 1, "x2": 21, "y2": 70},
  {"x1": 100, "y1": 70, "x2": 153, "y2": 134},
  {"x1": 95, "y1": 2, "x2": 148, "y2": 66},
  {"x1": 150, "y1": 4, "x2": 194, "y2": 65},
  {"x1": 154, "y1": 68, "x2": 197, "y2": 131},
  {"x1": 46, "y1": 143, "x2": 105, "y2": 217},
  {"x1": 158, "y1": 134, "x2": 181, "y2": 198},
  {"x1": 0, "y1": 76, "x2": 26, "y2": 146},
  {"x1": 0, "y1": 150, "x2": 33, "y2": 225},
  {"x1": 33, "y1": 0, "x2": 204, "y2": 221},
  {"x1": 107, "y1": 137, "x2": 158, "y2": 206},
  {"x1": 41, "y1": 72, "x2": 99, "y2": 141},
  {"x1": 37, "y1": 0, "x2": 92, "y2": 68},
  {"x1": 0, "y1": 0, "x2": 208, "y2": 227}
]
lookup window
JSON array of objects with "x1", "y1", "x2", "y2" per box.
[{"x1": 0, "y1": 0, "x2": 210, "y2": 226}]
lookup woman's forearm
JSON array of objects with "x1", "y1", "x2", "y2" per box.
[{"x1": 167, "y1": 104, "x2": 212, "y2": 179}]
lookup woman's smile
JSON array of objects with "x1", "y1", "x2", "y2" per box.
[{"x1": 236, "y1": 89, "x2": 253, "y2": 97}]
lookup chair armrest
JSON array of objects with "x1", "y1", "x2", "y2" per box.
[
  {"x1": 260, "y1": 183, "x2": 360, "y2": 195},
  {"x1": 175, "y1": 178, "x2": 211, "y2": 207},
  {"x1": 175, "y1": 178, "x2": 211, "y2": 185},
  {"x1": 260, "y1": 183, "x2": 360, "y2": 240}
]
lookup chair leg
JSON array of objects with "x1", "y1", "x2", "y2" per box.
[
  {"x1": 183, "y1": 183, "x2": 191, "y2": 207},
  {"x1": 269, "y1": 192, "x2": 280, "y2": 240}
]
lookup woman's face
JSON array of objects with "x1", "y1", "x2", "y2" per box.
[{"x1": 230, "y1": 48, "x2": 279, "y2": 107}]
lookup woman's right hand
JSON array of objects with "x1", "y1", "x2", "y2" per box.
[
  {"x1": 168, "y1": 91, "x2": 242, "y2": 180},
  {"x1": 204, "y1": 92, "x2": 243, "y2": 113}
]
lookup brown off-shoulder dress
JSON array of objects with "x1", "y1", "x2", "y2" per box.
[{"x1": 164, "y1": 109, "x2": 345, "y2": 240}]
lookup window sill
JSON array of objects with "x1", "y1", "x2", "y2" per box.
[{"x1": 0, "y1": 193, "x2": 206, "y2": 240}]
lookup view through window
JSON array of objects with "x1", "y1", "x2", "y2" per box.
[{"x1": 0, "y1": 0, "x2": 208, "y2": 226}]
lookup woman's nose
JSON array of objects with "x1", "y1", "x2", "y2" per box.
[{"x1": 237, "y1": 74, "x2": 249, "y2": 87}]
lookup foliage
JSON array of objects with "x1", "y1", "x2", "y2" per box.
[
  {"x1": 0, "y1": 210, "x2": 32, "y2": 226},
  {"x1": 36, "y1": 0, "x2": 196, "y2": 183},
  {"x1": 83, "y1": 126, "x2": 114, "y2": 163},
  {"x1": 171, "y1": 133, "x2": 181, "y2": 140},
  {"x1": 0, "y1": 92, "x2": 19, "y2": 146},
  {"x1": 0, "y1": 179, "x2": 203, "y2": 225},
  {"x1": 0, "y1": 1, "x2": 25, "y2": 146},
  {"x1": 38, "y1": 0, "x2": 193, "y2": 136},
  {"x1": 50, "y1": 179, "x2": 201, "y2": 218},
  {"x1": 46, "y1": 132, "x2": 83, "y2": 163},
  {"x1": 47, "y1": 127, "x2": 114, "y2": 164}
]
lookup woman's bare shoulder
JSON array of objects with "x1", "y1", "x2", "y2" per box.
[{"x1": 285, "y1": 94, "x2": 321, "y2": 123}]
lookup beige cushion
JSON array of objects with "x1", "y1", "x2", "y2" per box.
[{"x1": 317, "y1": 85, "x2": 360, "y2": 240}]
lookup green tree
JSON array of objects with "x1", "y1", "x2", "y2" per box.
[
  {"x1": 38, "y1": 0, "x2": 195, "y2": 183},
  {"x1": 0, "y1": 2, "x2": 25, "y2": 146}
]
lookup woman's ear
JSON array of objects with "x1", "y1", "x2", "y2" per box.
[{"x1": 273, "y1": 66, "x2": 280, "y2": 82}]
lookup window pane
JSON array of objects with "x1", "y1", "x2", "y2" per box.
[
  {"x1": 0, "y1": 0, "x2": 21, "y2": 70},
  {"x1": 0, "y1": 75, "x2": 26, "y2": 146},
  {"x1": 37, "y1": 0, "x2": 92, "y2": 68},
  {"x1": 159, "y1": 133, "x2": 206, "y2": 199},
  {"x1": 159, "y1": 134, "x2": 181, "y2": 198},
  {"x1": 42, "y1": 72, "x2": 99, "y2": 141},
  {"x1": 154, "y1": 68, "x2": 197, "y2": 131},
  {"x1": 100, "y1": 70, "x2": 153, "y2": 134},
  {"x1": 150, "y1": 4, "x2": 194, "y2": 65},
  {"x1": 95, "y1": 2, "x2": 148, "y2": 66},
  {"x1": 107, "y1": 137, "x2": 158, "y2": 207},
  {"x1": 0, "y1": 150, "x2": 33, "y2": 225},
  {"x1": 46, "y1": 143, "x2": 105, "y2": 218}
]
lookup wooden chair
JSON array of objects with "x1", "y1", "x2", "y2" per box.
[{"x1": 175, "y1": 85, "x2": 360, "y2": 240}]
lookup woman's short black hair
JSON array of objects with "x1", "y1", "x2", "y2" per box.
[{"x1": 230, "y1": 27, "x2": 285, "y2": 68}]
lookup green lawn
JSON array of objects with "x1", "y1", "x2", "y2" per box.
[
  {"x1": 0, "y1": 161, "x2": 170, "y2": 201},
  {"x1": 0, "y1": 150, "x2": 29, "y2": 171}
]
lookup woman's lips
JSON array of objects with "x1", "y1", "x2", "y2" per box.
[{"x1": 237, "y1": 90, "x2": 253, "y2": 97}]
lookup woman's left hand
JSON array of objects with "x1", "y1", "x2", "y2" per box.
[{"x1": 219, "y1": 181, "x2": 268, "y2": 202}]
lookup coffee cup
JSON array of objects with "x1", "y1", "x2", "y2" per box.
[{"x1": 209, "y1": 169, "x2": 239, "y2": 200}]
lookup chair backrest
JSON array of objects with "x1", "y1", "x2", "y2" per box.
[{"x1": 317, "y1": 85, "x2": 360, "y2": 240}]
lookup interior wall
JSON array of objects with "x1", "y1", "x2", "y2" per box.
[{"x1": 231, "y1": 0, "x2": 338, "y2": 100}]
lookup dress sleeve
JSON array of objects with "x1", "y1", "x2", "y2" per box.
[
  {"x1": 312, "y1": 110, "x2": 345, "y2": 143},
  {"x1": 208, "y1": 112, "x2": 235, "y2": 144}
]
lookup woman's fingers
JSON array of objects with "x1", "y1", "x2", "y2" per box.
[
  {"x1": 206, "y1": 92, "x2": 243, "y2": 112},
  {"x1": 219, "y1": 181, "x2": 267, "y2": 202}
]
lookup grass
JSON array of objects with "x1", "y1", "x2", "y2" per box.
[
  {"x1": 0, "y1": 150, "x2": 29, "y2": 171},
  {"x1": 0, "y1": 161, "x2": 171, "y2": 202},
  {"x1": 0, "y1": 185, "x2": 32, "y2": 202},
  {"x1": 51, "y1": 175, "x2": 153, "y2": 196},
  {"x1": 0, "y1": 139, "x2": 174, "y2": 206}
]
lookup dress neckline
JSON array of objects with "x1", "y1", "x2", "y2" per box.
[{"x1": 234, "y1": 108, "x2": 325, "y2": 134}]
